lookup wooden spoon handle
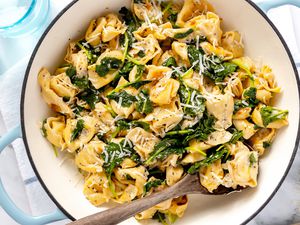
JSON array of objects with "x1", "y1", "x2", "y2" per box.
[{"x1": 69, "y1": 185, "x2": 179, "y2": 225}]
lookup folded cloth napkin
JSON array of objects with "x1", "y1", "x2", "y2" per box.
[{"x1": 0, "y1": 2, "x2": 299, "y2": 225}]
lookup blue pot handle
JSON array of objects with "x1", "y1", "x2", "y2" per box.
[
  {"x1": 0, "y1": 125, "x2": 67, "y2": 225},
  {"x1": 257, "y1": 0, "x2": 300, "y2": 11}
]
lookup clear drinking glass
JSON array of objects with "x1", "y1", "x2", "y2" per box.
[{"x1": 0, "y1": 0, "x2": 50, "y2": 38}]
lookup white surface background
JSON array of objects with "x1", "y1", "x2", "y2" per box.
[{"x1": 0, "y1": 1, "x2": 299, "y2": 225}]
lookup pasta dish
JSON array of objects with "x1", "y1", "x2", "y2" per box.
[{"x1": 38, "y1": 0, "x2": 289, "y2": 224}]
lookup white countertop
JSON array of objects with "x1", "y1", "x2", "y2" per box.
[{"x1": 0, "y1": 1, "x2": 299, "y2": 225}]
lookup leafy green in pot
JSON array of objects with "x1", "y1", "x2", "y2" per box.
[
  {"x1": 107, "y1": 91, "x2": 137, "y2": 107},
  {"x1": 76, "y1": 40, "x2": 99, "y2": 64},
  {"x1": 260, "y1": 106, "x2": 288, "y2": 127},
  {"x1": 136, "y1": 90, "x2": 153, "y2": 114},
  {"x1": 179, "y1": 85, "x2": 206, "y2": 117},
  {"x1": 174, "y1": 29, "x2": 194, "y2": 39},
  {"x1": 101, "y1": 140, "x2": 140, "y2": 177},
  {"x1": 95, "y1": 57, "x2": 122, "y2": 77},
  {"x1": 162, "y1": 57, "x2": 177, "y2": 68},
  {"x1": 188, "y1": 146, "x2": 228, "y2": 174},
  {"x1": 41, "y1": 119, "x2": 47, "y2": 137},
  {"x1": 77, "y1": 86, "x2": 100, "y2": 110},
  {"x1": 229, "y1": 129, "x2": 244, "y2": 144},
  {"x1": 143, "y1": 179, "x2": 164, "y2": 195},
  {"x1": 71, "y1": 119, "x2": 84, "y2": 141},
  {"x1": 145, "y1": 138, "x2": 185, "y2": 165},
  {"x1": 263, "y1": 141, "x2": 271, "y2": 148},
  {"x1": 66, "y1": 66, "x2": 77, "y2": 78},
  {"x1": 183, "y1": 113, "x2": 216, "y2": 144},
  {"x1": 249, "y1": 153, "x2": 257, "y2": 167},
  {"x1": 243, "y1": 87, "x2": 259, "y2": 107}
]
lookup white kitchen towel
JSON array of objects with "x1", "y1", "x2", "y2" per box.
[{"x1": 0, "y1": 1, "x2": 299, "y2": 222}]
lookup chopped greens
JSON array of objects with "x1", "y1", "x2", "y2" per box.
[
  {"x1": 145, "y1": 138, "x2": 185, "y2": 165},
  {"x1": 260, "y1": 106, "x2": 288, "y2": 127},
  {"x1": 66, "y1": 66, "x2": 76, "y2": 78},
  {"x1": 112, "y1": 119, "x2": 150, "y2": 137},
  {"x1": 162, "y1": 57, "x2": 177, "y2": 68},
  {"x1": 101, "y1": 140, "x2": 139, "y2": 178},
  {"x1": 187, "y1": 45, "x2": 238, "y2": 82},
  {"x1": 179, "y1": 85, "x2": 206, "y2": 117},
  {"x1": 183, "y1": 113, "x2": 216, "y2": 144},
  {"x1": 77, "y1": 86, "x2": 100, "y2": 110},
  {"x1": 153, "y1": 212, "x2": 168, "y2": 225},
  {"x1": 107, "y1": 91, "x2": 137, "y2": 107},
  {"x1": 41, "y1": 119, "x2": 47, "y2": 137},
  {"x1": 136, "y1": 90, "x2": 154, "y2": 114},
  {"x1": 263, "y1": 141, "x2": 271, "y2": 148},
  {"x1": 95, "y1": 57, "x2": 122, "y2": 77},
  {"x1": 243, "y1": 87, "x2": 259, "y2": 107},
  {"x1": 76, "y1": 40, "x2": 99, "y2": 64},
  {"x1": 249, "y1": 153, "x2": 257, "y2": 167},
  {"x1": 188, "y1": 146, "x2": 228, "y2": 174},
  {"x1": 174, "y1": 29, "x2": 194, "y2": 39},
  {"x1": 71, "y1": 119, "x2": 84, "y2": 141},
  {"x1": 72, "y1": 77, "x2": 89, "y2": 89},
  {"x1": 229, "y1": 129, "x2": 244, "y2": 144},
  {"x1": 143, "y1": 179, "x2": 164, "y2": 195}
]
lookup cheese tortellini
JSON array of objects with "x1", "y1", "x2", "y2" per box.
[{"x1": 38, "y1": 0, "x2": 288, "y2": 224}]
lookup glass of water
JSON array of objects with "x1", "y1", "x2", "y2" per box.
[{"x1": 0, "y1": 0, "x2": 50, "y2": 38}]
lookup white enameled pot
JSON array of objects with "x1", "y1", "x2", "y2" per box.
[{"x1": 1, "y1": 0, "x2": 300, "y2": 224}]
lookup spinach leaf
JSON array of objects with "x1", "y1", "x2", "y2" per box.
[
  {"x1": 161, "y1": 2, "x2": 178, "y2": 27},
  {"x1": 143, "y1": 179, "x2": 164, "y2": 195},
  {"x1": 107, "y1": 91, "x2": 137, "y2": 107},
  {"x1": 65, "y1": 65, "x2": 89, "y2": 89},
  {"x1": 136, "y1": 91, "x2": 153, "y2": 114},
  {"x1": 131, "y1": 121, "x2": 150, "y2": 131},
  {"x1": 165, "y1": 129, "x2": 194, "y2": 137},
  {"x1": 183, "y1": 113, "x2": 215, "y2": 144},
  {"x1": 145, "y1": 138, "x2": 184, "y2": 165},
  {"x1": 208, "y1": 62, "x2": 238, "y2": 83},
  {"x1": 174, "y1": 28, "x2": 194, "y2": 39},
  {"x1": 119, "y1": 7, "x2": 140, "y2": 32},
  {"x1": 71, "y1": 119, "x2": 84, "y2": 141},
  {"x1": 112, "y1": 120, "x2": 150, "y2": 138},
  {"x1": 41, "y1": 119, "x2": 47, "y2": 137},
  {"x1": 119, "y1": 7, "x2": 140, "y2": 48},
  {"x1": 119, "y1": 61, "x2": 135, "y2": 76},
  {"x1": 229, "y1": 129, "x2": 244, "y2": 144},
  {"x1": 187, "y1": 45, "x2": 203, "y2": 71},
  {"x1": 249, "y1": 153, "x2": 257, "y2": 167},
  {"x1": 72, "y1": 77, "x2": 89, "y2": 89},
  {"x1": 101, "y1": 140, "x2": 139, "y2": 177},
  {"x1": 179, "y1": 85, "x2": 206, "y2": 117},
  {"x1": 76, "y1": 40, "x2": 99, "y2": 64},
  {"x1": 263, "y1": 141, "x2": 271, "y2": 148},
  {"x1": 260, "y1": 106, "x2": 288, "y2": 127},
  {"x1": 153, "y1": 211, "x2": 168, "y2": 225},
  {"x1": 77, "y1": 86, "x2": 100, "y2": 110},
  {"x1": 95, "y1": 57, "x2": 122, "y2": 77},
  {"x1": 188, "y1": 146, "x2": 228, "y2": 174},
  {"x1": 243, "y1": 87, "x2": 259, "y2": 107},
  {"x1": 137, "y1": 50, "x2": 146, "y2": 58},
  {"x1": 187, "y1": 45, "x2": 237, "y2": 82},
  {"x1": 234, "y1": 99, "x2": 249, "y2": 113},
  {"x1": 66, "y1": 66, "x2": 76, "y2": 78},
  {"x1": 128, "y1": 80, "x2": 150, "y2": 89},
  {"x1": 162, "y1": 57, "x2": 177, "y2": 68}
]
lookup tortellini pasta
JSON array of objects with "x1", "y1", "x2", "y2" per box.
[{"x1": 38, "y1": 0, "x2": 288, "y2": 224}]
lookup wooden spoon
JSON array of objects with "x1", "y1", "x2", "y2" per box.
[{"x1": 69, "y1": 174, "x2": 242, "y2": 225}]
